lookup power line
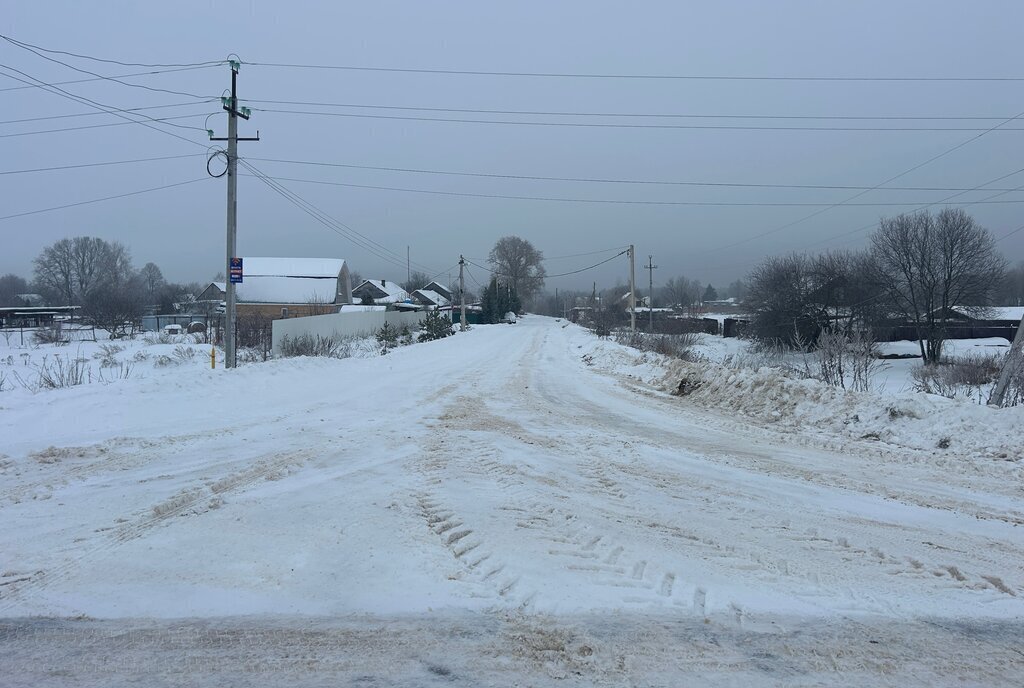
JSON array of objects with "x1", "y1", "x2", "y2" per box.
[
  {"x1": 0, "y1": 153, "x2": 204, "y2": 176},
  {"x1": 0, "y1": 34, "x2": 222, "y2": 69},
  {"x1": 247, "y1": 156, "x2": 1024, "y2": 193},
  {"x1": 0, "y1": 99, "x2": 217, "y2": 125},
  {"x1": 234, "y1": 172, "x2": 1024, "y2": 207},
  {"x1": 0, "y1": 112, "x2": 214, "y2": 138},
  {"x1": 543, "y1": 247, "x2": 631, "y2": 261},
  {"x1": 694, "y1": 107, "x2": 1024, "y2": 256},
  {"x1": 238, "y1": 160, "x2": 440, "y2": 274},
  {"x1": 697, "y1": 168, "x2": 1024, "y2": 273},
  {"x1": 0, "y1": 178, "x2": 209, "y2": 221},
  {"x1": 249, "y1": 107, "x2": 1024, "y2": 131},
  {"x1": 0, "y1": 64, "x2": 217, "y2": 94},
  {"x1": 242, "y1": 98, "x2": 1024, "y2": 122},
  {"x1": 246, "y1": 61, "x2": 1024, "y2": 82},
  {"x1": 1, "y1": 35, "x2": 214, "y2": 99},
  {"x1": 466, "y1": 251, "x2": 627, "y2": 281},
  {"x1": 0, "y1": 64, "x2": 213, "y2": 147},
  {"x1": 997, "y1": 224, "x2": 1024, "y2": 242}
]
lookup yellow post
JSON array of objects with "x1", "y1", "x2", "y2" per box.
[{"x1": 211, "y1": 347, "x2": 216, "y2": 369}]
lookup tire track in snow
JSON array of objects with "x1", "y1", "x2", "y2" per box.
[{"x1": 0, "y1": 448, "x2": 313, "y2": 613}]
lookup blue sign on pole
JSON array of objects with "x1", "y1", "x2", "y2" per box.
[{"x1": 229, "y1": 257, "x2": 243, "y2": 284}]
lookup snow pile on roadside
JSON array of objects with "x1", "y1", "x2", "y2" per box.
[{"x1": 576, "y1": 329, "x2": 1023, "y2": 460}]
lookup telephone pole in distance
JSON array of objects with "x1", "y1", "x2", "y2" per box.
[{"x1": 645, "y1": 255, "x2": 658, "y2": 332}]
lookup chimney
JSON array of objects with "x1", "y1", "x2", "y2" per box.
[{"x1": 382, "y1": 279, "x2": 386, "y2": 287}]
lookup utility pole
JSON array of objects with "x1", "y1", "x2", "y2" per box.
[
  {"x1": 989, "y1": 316, "x2": 1024, "y2": 406},
  {"x1": 628, "y1": 245, "x2": 636, "y2": 332},
  {"x1": 459, "y1": 255, "x2": 467, "y2": 331},
  {"x1": 407, "y1": 246, "x2": 411, "y2": 285},
  {"x1": 210, "y1": 60, "x2": 259, "y2": 369},
  {"x1": 645, "y1": 255, "x2": 658, "y2": 333}
]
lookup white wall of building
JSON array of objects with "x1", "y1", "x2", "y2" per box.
[{"x1": 271, "y1": 310, "x2": 425, "y2": 354}]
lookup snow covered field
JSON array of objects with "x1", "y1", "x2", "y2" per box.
[{"x1": 1, "y1": 317, "x2": 1022, "y2": 686}]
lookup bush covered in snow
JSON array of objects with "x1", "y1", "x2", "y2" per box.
[{"x1": 418, "y1": 310, "x2": 454, "y2": 342}]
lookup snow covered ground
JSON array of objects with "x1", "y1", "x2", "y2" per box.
[{"x1": 1, "y1": 317, "x2": 1022, "y2": 686}]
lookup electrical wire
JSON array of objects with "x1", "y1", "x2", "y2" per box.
[
  {"x1": 0, "y1": 112, "x2": 215, "y2": 138},
  {"x1": 1, "y1": 35, "x2": 214, "y2": 99},
  {"x1": 1, "y1": 35, "x2": 215, "y2": 98},
  {"x1": 0, "y1": 178, "x2": 209, "y2": 221},
  {"x1": 695, "y1": 168, "x2": 1024, "y2": 274},
  {"x1": 246, "y1": 61, "x2": 1024, "y2": 82},
  {"x1": 0, "y1": 153, "x2": 204, "y2": 176},
  {"x1": 466, "y1": 251, "x2": 627, "y2": 282},
  {"x1": 249, "y1": 107, "x2": 1024, "y2": 132},
  {"x1": 694, "y1": 106, "x2": 1024, "y2": 256},
  {"x1": 543, "y1": 247, "x2": 631, "y2": 261},
  {"x1": 463, "y1": 264, "x2": 484, "y2": 289},
  {"x1": 0, "y1": 34, "x2": 223, "y2": 69},
  {"x1": 232, "y1": 172, "x2": 1024, "y2": 207},
  {"x1": 238, "y1": 160, "x2": 440, "y2": 274},
  {"x1": 246, "y1": 156, "x2": 1024, "y2": 194},
  {"x1": 0, "y1": 64, "x2": 213, "y2": 147},
  {"x1": 0, "y1": 64, "x2": 216, "y2": 93},
  {"x1": 0, "y1": 100, "x2": 218, "y2": 125},
  {"x1": 997, "y1": 224, "x2": 1024, "y2": 242},
  {"x1": 241, "y1": 99, "x2": 1024, "y2": 122}
]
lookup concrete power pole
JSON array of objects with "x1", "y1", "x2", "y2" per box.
[
  {"x1": 628, "y1": 245, "x2": 636, "y2": 332},
  {"x1": 645, "y1": 255, "x2": 658, "y2": 333},
  {"x1": 989, "y1": 316, "x2": 1024, "y2": 406},
  {"x1": 210, "y1": 60, "x2": 259, "y2": 369},
  {"x1": 459, "y1": 255, "x2": 467, "y2": 331}
]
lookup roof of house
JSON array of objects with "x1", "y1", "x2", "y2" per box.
[
  {"x1": 422, "y1": 281, "x2": 453, "y2": 300},
  {"x1": 212, "y1": 282, "x2": 226, "y2": 292},
  {"x1": 352, "y1": 279, "x2": 410, "y2": 304},
  {"x1": 236, "y1": 257, "x2": 347, "y2": 305},
  {"x1": 950, "y1": 306, "x2": 1024, "y2": 322},
  {"x1": 244, "y1": 257, "x2": 346, "y2": 278},
  {"x1": 413, "y1": 289, "x2": 451, "y2": 307}
]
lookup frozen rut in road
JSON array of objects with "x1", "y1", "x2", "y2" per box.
[{"x1": 1, "y1": 316, "x2": 1022, "y2": 685}]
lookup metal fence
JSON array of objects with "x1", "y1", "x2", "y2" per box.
[{"x1": 271, "y1": 310, "x2": 425, "y2": 355}]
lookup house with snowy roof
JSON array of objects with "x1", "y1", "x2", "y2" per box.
[
  {"x1": 234, "y1": 257, "x2": 352, "y2": 319},
  {"x1": 421, "y1": 281, "x2": 453, "y2": 302},
  {"x1": 351, "y1": 279, "x2": 411, "y2": 305},
  {"x1": 412, "y1": 288, "x2": 451, "y2": 309}
]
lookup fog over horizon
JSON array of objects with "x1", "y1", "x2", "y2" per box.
[{"x1": 3, "y1": 1, "x2": 1023, "y2": 294}]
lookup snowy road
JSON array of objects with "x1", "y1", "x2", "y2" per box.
[{"x1": 1, "y1": 316, "x2": 1022, "y2": 685}]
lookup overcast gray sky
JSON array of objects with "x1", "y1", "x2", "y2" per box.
[{"x1": 3, "y1": 0, "x2": 1023, "y2": 293}]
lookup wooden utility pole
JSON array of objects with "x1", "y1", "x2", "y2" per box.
[
  {"x1": 458, "y1": 255, "x2": 467, "y2": 331},
  {"x1": 209, "y1": 60, "x2": 259, "y2": 369},
  {"x1": 628, "y1": 245, "x2": 636, "y2": 332},
  {"x1": 645, "y1": 255, "x2": 658, "y2": 333}
]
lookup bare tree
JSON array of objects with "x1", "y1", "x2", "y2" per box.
[
  {"x1": 871, "y1": 208, "x2": 1005, "y2": 363},
  {"x1": 138, "y1": 262, "x2": 165, "y2": 305},
  {"x1": 488, "y1": 236, "x2": 545, "y2": 305},
  {"x1": 994, "y1": 261, "x2": 1024, "y2": 305},
  {"x1": 661, "y1": 276, "x2": 702, "y2": 313},
  {"x1": 401, "y1": 270, "x2": 430, "y2": 294},
  {"x1": 0, "y1": 274, "x2": 29, "y2": 306},
  {"x1": 82, "y1": 272, "x2": 146, "y2": 338},
  {"x1": 745, "y1": 253, "x2": 824, "y2": 344},
  {"x1": 32, "y1": 238, "x2": 76, "y2": 305},
  {"x1": 32, "y1": 236, "x2": 134, "y2": 306}
]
